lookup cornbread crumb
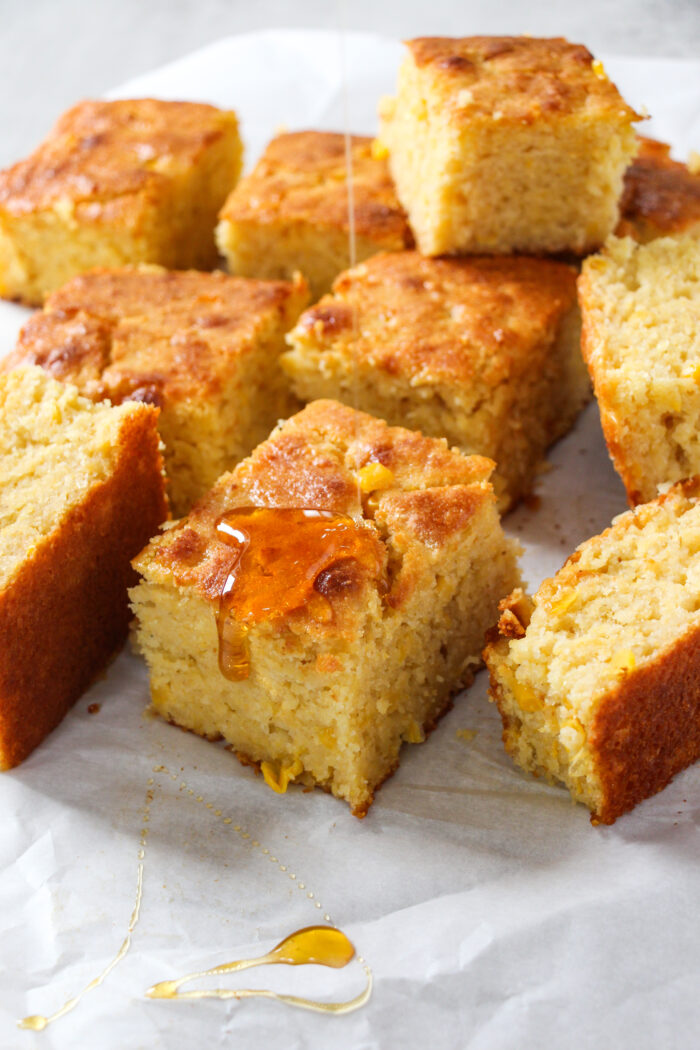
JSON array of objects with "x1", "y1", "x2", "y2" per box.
[
  {"x1": 4, "y1": 266, "x2": 309, "y2": 516},
  {"x1": 216, "y1": 131, "x2": 413, "y2": 299},
  {"x1": 131, "y1": 399, "x2": 521, "y2": 816},
  {"x1": 485, "y1": 478, "x2": 700, "y2": 824},
  {"x1": 379, "y1": 36, "x2": 640, "y2": 255},
  {"x1": 579, "y1": 234, "x2": 700, "y2": 505},
  {"x1": 0, "y1": 99, "x2": 242, "y2": 305},
  {"x1": 0, "y1": 366, "x2": 167, "y2": 768},
  {"x1": 283, "y1": 251, "x2": 589, "y2": 509}
]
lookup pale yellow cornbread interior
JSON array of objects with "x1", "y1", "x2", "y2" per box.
[
  {"x1": 581, "y1": 234, "x2": 700, "y2": 505},
  {"x1": 488, "y1": 486, "x2": 700, "y2": 813},
  {"x1": 0, "y1": 366, "x2": 142, "y2": 587}
]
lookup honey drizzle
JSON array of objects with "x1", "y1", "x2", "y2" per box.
[
  {"x1": 215, "y1": 507, "x2": 383, "y2": 682},
  {"x1": 146, "y1": 925, "x2": 372, "y2": 1016},
  {"x1": 18, "y1": 782, "x2": 154, "y2": 1032}
]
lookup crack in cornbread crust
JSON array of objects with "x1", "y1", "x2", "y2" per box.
[
  {"x1": 283, "y1": 251, "x2": 589, "y2": 509},
  {"x1": 617, "y1": 136, "x2": 700, "y2": 242},
  {"x1": 216, "y1": 131, "x2": 413, "y2": 299},
  {"x1": 0, "y1": 99, "x2": 242, "y2": 304},
  {"x1": 579, "y1": 234, "x2": 700, "y2": 506},
  {"x1": 5, "y1": 266, "x2": 309, "y2": 515},
  {"x1": 0, "y1": 367, "x2": 167, "y2": 769},
  {"x1": 131, "y1": 399, "x2": 521, "y2": 815},
  {"x1": 485, "y1": 478, "x2": 700, "y2": 824},
  {"x1": 379, "y1": 36, "x2": 640, "y2": 256}
]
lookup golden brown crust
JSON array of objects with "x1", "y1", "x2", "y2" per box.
[
  {"x1": 0, "y1": 99, "x2": 239, "y2": 217},
  {"x1": 135, "y1": 399, "x2": 495, "y2": 609},
  {"x1": 616, "y1": 136, "x2": 700, "y2": 240},
  {"x1": 0, "y1": 405, "x2": 167, "y2": 769},
  {"x1": 293, "y1": 251, "x2": 578, "y2": 387},
  {"x1": 5, "y1": 266, "x2": 307, "y2": 404},
  {"x1": 405, "y1": 36, "x2": 641, "y2": 125},
  {"x1": 590, "y1": 621, "x2": 700, "y2": 824},
  {"x1": 218, "y1": 131, "x2": 413, "y2": 246}
]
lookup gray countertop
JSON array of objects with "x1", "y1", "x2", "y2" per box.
[{"x1": 1, "y1": 0, "x2": 698, "y2": 167}]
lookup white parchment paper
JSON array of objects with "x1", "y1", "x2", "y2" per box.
[{"x1": 1, "y1": 30, "x2": 699, "y2": 1050}]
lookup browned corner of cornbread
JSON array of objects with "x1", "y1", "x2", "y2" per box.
[
  {"x1": 485, "y1": 477, "x2": 700, "y2": 824},
  {"x1": 0, "y1": 99, "x2": 243, "y2": 305},
  {"x1": 579, "y1": 233, "x2": 700, "y2": 506},
  {"x1": 4, "y1": 266, "x2": 309, "y2": 516},
  {"x1": 378, "y1": 36, "x2": 640, "y2": 256},
  {"x1": 215, "y1": 131, "x2": 413, "y2": 299},
  {"x1": 283, "y1": 251, "x2": 589, "y2": 510},
  {"x1": 0, "y1": 366, "x2": 168, "y2": 769},
  {"x1": 130, "y1": 399, "x2": 521, "y2": 816},
  {"x1": 617, "y1": 136, "x2": 700, "y2": 242}
]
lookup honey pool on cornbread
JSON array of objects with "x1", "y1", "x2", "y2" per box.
[{"x1": 130, "y1": 399, "x2": 520, "y2": 815}]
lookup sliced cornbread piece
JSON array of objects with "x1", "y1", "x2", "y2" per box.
[
  {"x1": 215, "y1": 131, "x2": 413, "y2": 300},
  {"x1": 0, "y1": 366, "x2": 167, "y2": 768},
  {"x1": 617, "y1": 136, "x2": 700, "y2": 242},
  {"x1": 131, "y1": 399, "x2": 520, "y2": 816},
  {"x1": 283, "y1": 251, "x2": 588, "y2": 509},
  {"x1": 378, "y1": 36, "x2": 640, "y2": 256},
  {"x1": 4, "y1": 266, "x2": 309, "y2": 516},
  {"x1": 485, "y1": 478, "x2": 700, "y2": 824},
  {"x1": 579, "y1": 234, "x2": 700, "y2": 506},
  {"x1": 0, "y1": 99, "x2": 242, "y2": 305}
]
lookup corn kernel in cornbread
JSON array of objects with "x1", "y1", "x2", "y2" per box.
[
  {"x1": 579, "y1": 234, "x2": 700, "y2": 506},
  {"x1": 216, "y1": 131, "x2": 413, "y2": 300},
  {"x1": 0, "y1": 99, "x2": 243, "y2": 305},
  {"x1": 284, "y1": 251, "x2": 589, "y2": 509},
  {"x1": 0, "y1": 366, "x2": 167, "y2": 769},
  {"x1": 485, "y1": 478, "x2": 700, "y2": 824},
  {"x1": 378, "y1": 37, "x2": 640, "y2": 256},
  {"x1": 617, "y1": 136, "x2": 700, "y2": 242},
  {"x1": 4, "y1": 266, "x2": 309, "y2": 515},
  {"x1": 131, "y1": 399, "x2": 521, "y2": 816}
]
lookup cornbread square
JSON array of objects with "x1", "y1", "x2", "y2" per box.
[
  {"x1": 283, "y1": 251, "x2": 589, "y2": 509},
  {"x1": 4, "y1": 266, "x2": 309, "y2": 516},
  {"x1": 215, "y1": 131, "x2": 413, "y2": 300},
  {"x1": 0, "y1": 99, "x2": 243, "y2": 305},
  {"x1": 617, "y1": 136, "x2": 700, "y2": 242},
  {"x1": 0, "y1": 366, "x2": 167, "y2": 769},
  {"x1": 378, "y1": 36, "x2": 640, "y2": 256},
  {"x1": 131, "y1": 399, "x2": 521, "y2": 816},
  {"x1": 485, "y1": 478, "x2": 700, "y2": 824},
  {"x1": 579, "y1": 234, "x2": 700, "y2": 506}
]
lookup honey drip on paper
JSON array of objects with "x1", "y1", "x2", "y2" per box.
[
  {"x1": 146, "y1": 925, "x2": 372, "y2": 1015},
  {"x1": 18, "y1": 784, "x2": 154, "y2": 1032},
  {"x1": 215, "y1": 507, "x2": 383, "y2": 681}
]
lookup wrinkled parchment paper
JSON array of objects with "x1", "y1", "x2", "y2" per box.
[{"x1": 1, "y1": 31, "x2": 699, "y2": 1050}]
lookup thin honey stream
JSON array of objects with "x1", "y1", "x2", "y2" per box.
[{"x1": 147, "y1": 925, "x2": 371, "y2": 1015}]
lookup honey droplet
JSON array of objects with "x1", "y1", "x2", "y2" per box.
[
  {"x1": 215, "y1": 507, "x2": 384, "y2": 682},
  {"x1": 87, "y1": 702, "x2": 101, "y2": 715}
]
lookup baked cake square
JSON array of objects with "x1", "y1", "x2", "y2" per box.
[
  {"x1": 0, "y1": 99, "x2": 243, "y2": 305},
  {"x1": 4, "y1": 266, "x2": 309, "y2": 516},
  {"x1": 283, "y1": 251, "x2": 589, "y2": 509},
  {"x1": 617, "y1": 136, "x2": 700, "y2": 242},
  {"x1": 215, "y1": 131, "x2": 413, "y2": 300},
  {"x1": 0, "y1": 366, "x2": 167, "y2": 769},
  {"x1": 485, "y1": 477, "x2": 700, "y2": 824},
  {"x1": 579, "y1": 233, "x2": 700, "y2": 506},
  {"x1": 378, "y1": 36, "x2": 640, "y2": 256},
  {"x1": 131, "y1": 399, "x2": 521, "y2": 816}
]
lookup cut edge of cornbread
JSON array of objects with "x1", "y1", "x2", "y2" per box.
[
  {"x1": 0, "y1": 365, "x2": 168, "y2": 768},
  {"x1": 485, "y1": 477, "x2": 700, "y2": 823},
  {"x1": 130, "y1": 400, "x2": 521, "y2": 815},
  {"x1": 579, "y1": 233, "x2": 700, "y2": 506}
]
